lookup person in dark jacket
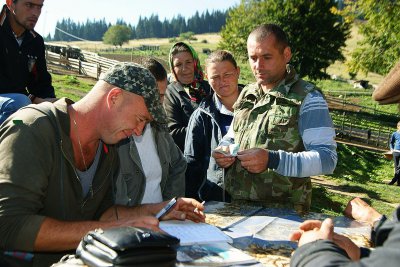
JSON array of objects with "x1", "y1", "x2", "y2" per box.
[
  {"x1": 163, "y1": 42, "x2": 211, "y2": 151},
  {"x1": 0, "y1": 0, "x2": 56, "y2": 124},
  {"x1": 289, "y1": 60, "x2": 400, "y2": 267},
  {"x1": 184, "y1": 50, "x2": 242, "y2": 201},
  {"x1": 388, "y1": 121, "x2": 400, "y2": 185}
]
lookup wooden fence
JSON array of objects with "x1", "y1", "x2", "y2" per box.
[
  {"x1": 45, "y1": 46, "x2": 119, "y2": 79},
  {"x1": 334, "y1": 122, "x2": 392, "y2": 149}
]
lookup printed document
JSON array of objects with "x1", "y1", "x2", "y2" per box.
[{"x1": 159, "y1": 220, "x2": 232, "y2": 245}]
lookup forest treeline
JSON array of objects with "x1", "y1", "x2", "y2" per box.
[{"x1": 49, "y1": 10, "x2": 228, "y2": 41}]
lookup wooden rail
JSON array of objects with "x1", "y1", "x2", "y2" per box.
[{"x1": 45, "y1": 45, "x2": 119, "y2": 79}]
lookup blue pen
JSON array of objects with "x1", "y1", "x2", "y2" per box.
[{"x1": 156, "y1": 197, "x2": 178, "y2": 219}]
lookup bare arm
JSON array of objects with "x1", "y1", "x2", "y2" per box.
[
  {"x1": 99, "y1": 204, "x2": 163, "y2": 221},
  {"x1": 34, "y1": 198, "x2": 205, "y2": 251},
  {"x1": 34, "y1": 216, "x2": 159, "y2": 251},
  {"x1": 34, "y1": 204, "x2": 167, "y2": 251}
]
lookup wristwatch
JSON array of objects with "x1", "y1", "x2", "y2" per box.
[
  {"x1": 28, "y1": 94, "x2": 36, "y2": 103},
  {"x1": 372, "y1": 215, "x2": 387, "y2": 229}
]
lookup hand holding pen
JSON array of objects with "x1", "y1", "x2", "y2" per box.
[{"x1": 155, "y1": 197, "x2": 206, "y2": 223}]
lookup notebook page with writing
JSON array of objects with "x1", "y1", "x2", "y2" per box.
[{"x1": 159, "y1": 220, "x2": 232, "y2": 245}]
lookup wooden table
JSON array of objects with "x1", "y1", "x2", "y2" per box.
[
  {"x1": 53, "y1": 202, "x2": 371, "y2": 267},
  {"x1": 204, "y1": 201, "x2": 371, "y2": 267}
]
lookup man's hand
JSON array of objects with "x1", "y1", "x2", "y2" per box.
[
  {"x1": 212, "y1": 146, "x2": 235, "y2": 168},
  {"x1": 332, "y1": 232, "x2": 360, "y2": 260},
  {"x1": 113, "y1": 216, "x2": 160, "y2": 231},
  {"x1": 289, "y1": 218, "x2": 334, "y2": 247},
  {"x1": 237, "y1": 148, "x2": 269, "y2": 173},
  {"x1": 162, "y1": 197, "x2": 206, "y2": 223},
  {"x1": 344, "y1": 197, "x2": 382, "y2": 226}
]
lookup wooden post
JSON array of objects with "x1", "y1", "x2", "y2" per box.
[
  {"x1": 97, "y1": 64, "x2": 101, "y2": 80},
  {"x1": 376, "y1": 128, "x2": 381, "y2": 147},
  {"x1": 341, "y1": 112, "x2": 345, "y2": 133},
  {"x1": 349, "y1": 120, "x2": 353, "y2": 141},
  {"x1": 78, "y1": 60, "x2": 82, "y2": 75}
]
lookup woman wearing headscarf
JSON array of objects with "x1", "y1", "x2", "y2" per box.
[{"x1": 163, "y1": 42, "x2": 211, "y2": 151}]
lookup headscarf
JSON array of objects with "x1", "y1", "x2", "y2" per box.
[{"x1": 168, "y1": 42, "x2": 208, "y2": 103}]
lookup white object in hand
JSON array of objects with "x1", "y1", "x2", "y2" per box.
[{"x1": 213, "y1": 143, "x2": 239, "y2": 157}]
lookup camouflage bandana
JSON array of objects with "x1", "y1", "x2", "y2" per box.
[{"x1": 101, "y1": 62, "x2": 167, "y2": 125}]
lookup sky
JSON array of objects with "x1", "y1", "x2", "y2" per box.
[{"x1": 34, "y1": 0, "x2": 241, "y2": 37}]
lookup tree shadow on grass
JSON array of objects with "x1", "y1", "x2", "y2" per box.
[
  {"x1": 336, "y1": 184, "x2": 381, "y2": 200},
  {"x1": 318, "y1": 183, "x2": 381, "y2": 202},
  {"x1": 311, "y1": 186, "x2": 345, "y2": 214},
  {"x1": 331, "y1": 143, "x2": 386, "y2": 183}
]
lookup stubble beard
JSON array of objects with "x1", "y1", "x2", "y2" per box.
[{"x1": 13, "y1": 9, "x2": 38, "y2": 31}]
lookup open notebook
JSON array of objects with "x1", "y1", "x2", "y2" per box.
[{"x1": 159, "y1": 220, "x2": 232, "y2": 246}]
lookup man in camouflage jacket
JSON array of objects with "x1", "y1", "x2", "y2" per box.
[{"x1": 213, "y1": 24, "x2": 337, "y2": 214}]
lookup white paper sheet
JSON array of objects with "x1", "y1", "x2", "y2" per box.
[{"x1": 160, "y1": 220, "x2": 232, "y2": 245}]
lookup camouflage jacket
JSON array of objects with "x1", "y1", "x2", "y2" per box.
[{"x1": 225, "y1": 66, "x2": 315, "y2": 213}]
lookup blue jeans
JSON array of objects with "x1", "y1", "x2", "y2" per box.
[{"x1": 0, "y1": 93, "x2": 31, "y2": 125}]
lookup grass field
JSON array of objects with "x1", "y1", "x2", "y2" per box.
[{"x1": 50, "y1": 29, "x2": 399, "y2": 217}]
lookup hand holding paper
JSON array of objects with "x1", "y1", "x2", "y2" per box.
[
  {"x1": 213, "y1": 143, "x2": 239, "y2": 157},
  {"x1": 212, "y1": 144, "x2": 239, "y2": 169}
]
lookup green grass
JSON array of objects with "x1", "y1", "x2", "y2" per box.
[
  {"x1": 312, "y1": 79, "x2": 356, "y2": 92},
  {"x1": 311, "y1": 143, "x2": 398, "y2": 217},
  {"x1": 52, "y1": 74, "x2": 95, "y2": 102}
]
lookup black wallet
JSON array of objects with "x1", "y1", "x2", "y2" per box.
[{"x1": 76, "y1": 226, "x2": 180, "y2": 267}]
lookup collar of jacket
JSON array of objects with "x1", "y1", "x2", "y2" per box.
[
  {"x1": 196, "y1": 92, "x2": 216, "y2": 115},
  {"x1": 198, "y1": 84, "x2": 245, "y2": 116},
  {"x1": 52, "y1": 98, "x2": 112, "y2": 156},
  {"x1": 49, "y1": 98, "x2": 76, "y2": 160},
  {"x1": 0, "y1": 5, "x2": 7, "y2": 25},
  {"x1": 170, "y1": 81, "x2": 186, "y2": 93},
  {"x1": 0, "y1": 4, "x2": 37, "y2": 39}
]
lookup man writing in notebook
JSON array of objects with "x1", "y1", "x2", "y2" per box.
[{"x1": 0, "y1": 62, "x2": 204, "y2": 267}]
